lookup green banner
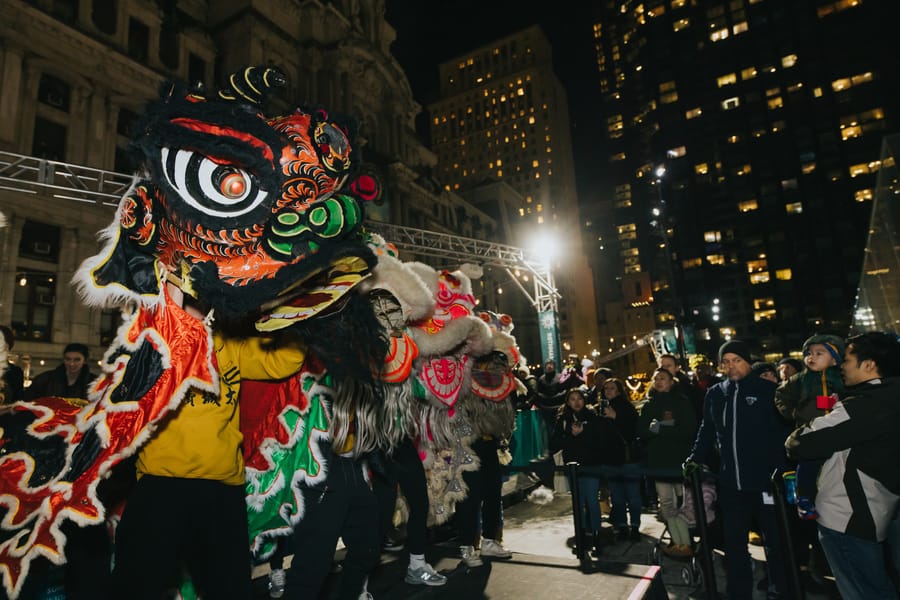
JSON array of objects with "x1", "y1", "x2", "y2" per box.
[{"x1": 538, "y1": 309, "x2": 561, "y2": 369}]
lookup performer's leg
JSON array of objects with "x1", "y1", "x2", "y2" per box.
[
  {"x1": 184, "y1": 481, "x2": 252, "y2": 600},
  {"x1": 478, "y1": 439, "x2": 503, "y2": 541},
  {"x1": 336, "y1": 465, "x2": 381, "y2": 600},
  {"x1": 394, "y1": 438, "x2": 428, "y2": 555},
  {"x1": 110, "y1": 475, "x2": 188, "y2": 599},
  {"x1": 285, "y1": 465, "x2": 351, "y2": 599}
]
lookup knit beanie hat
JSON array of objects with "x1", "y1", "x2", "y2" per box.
[
  {"x1": 777, "y1": 357, "x2": 804, "y2": 373},
  {"x1": 719, "y1": 339, "x2": 752, "y2": 364},
  {"x1": 802, "y1": 334, "x2": 845, "y2": 365}
]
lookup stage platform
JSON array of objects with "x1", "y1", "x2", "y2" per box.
[{"x1": 252, "y1": 543, "x2": 668, "y2": 600}]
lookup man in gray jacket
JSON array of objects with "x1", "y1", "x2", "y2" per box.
[{"x1": 786, "y1": 331, "x2": 900, "y2": 600}]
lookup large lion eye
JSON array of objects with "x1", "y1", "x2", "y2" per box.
[{"x1": 161, "y1": 148, "x2": 269, "y2": 217}]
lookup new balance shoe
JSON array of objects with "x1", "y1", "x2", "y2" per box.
[
  {"x1": 460, "y1": 545, "x2": 483, "y2": 567},
  {"x1": 405, "y1": 563, "x2": 447, "y2": 586},
  {"x1": 480, "y1": 538, "x2": 512, "y2": 559},
  {"x1": 268, "y1": 568, "x2": 286, "y2": 599}
]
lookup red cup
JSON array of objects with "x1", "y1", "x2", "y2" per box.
[{"x1": 816, "y1": 395, "x2": 836, "y2": 410}]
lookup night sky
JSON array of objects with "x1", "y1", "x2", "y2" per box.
[{"x1": 384, "y1": 0, "x2": 604, "y2": 198}]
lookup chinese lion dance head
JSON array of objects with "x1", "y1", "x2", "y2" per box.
[{"x1": 76, "y1": 66, "x2": 378, "y2": 325}]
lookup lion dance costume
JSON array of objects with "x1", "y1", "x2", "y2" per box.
[{"x1": 0, "y1": 66, "x2": 521, "y2": 599}]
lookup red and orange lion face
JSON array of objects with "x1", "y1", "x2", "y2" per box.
[{"x1": 78, "y1": 67, "x2": 374, "y2": 323}]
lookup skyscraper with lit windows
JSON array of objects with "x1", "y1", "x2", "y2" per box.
[
  {"x1": 428, "y1": 25, "x2": 600, "y2": 361},
  {"x1": 589, "y1": 0, "x2": 896, "y2": 360}
]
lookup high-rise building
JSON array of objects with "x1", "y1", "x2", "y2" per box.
[
  {"x1": 589, "y1": 0, "x2": 896, "y2": 362},
  {"x1": 428, "y1": 25, "x2": 600, "y2": 362}
]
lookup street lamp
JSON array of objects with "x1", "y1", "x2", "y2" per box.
[{"x1": 652, "y1": 165, "x2": 687, "y2": 366}]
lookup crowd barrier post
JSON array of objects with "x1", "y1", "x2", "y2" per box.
[
  {"x1": 688, "y1": 468, "x2": 718, "y2": 599},
  {"x1": 770, "y1": 469, "x2": 805, "y2": 600}
]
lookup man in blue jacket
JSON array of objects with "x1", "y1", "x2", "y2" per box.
[{"x1": 685, "y1": 340, "x2": 791, "y2": 599}]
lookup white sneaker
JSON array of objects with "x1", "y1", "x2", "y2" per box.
[
  {"x1": 460, "y1": 545, "x2": 483, "y2": 567},
  {"x1": 405, "y1": 562, "x2": 447, "y2": 586},
  {"x1": 268, "y1": 568, "x2": 286, "y2": 599},
  {"x1": 480, "y1": 538, "x2": 512, "y2": 559}
]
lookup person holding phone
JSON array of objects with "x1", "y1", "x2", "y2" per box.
[{"x1": 549, "y1": 388, "x2": 608, "y2": 554}]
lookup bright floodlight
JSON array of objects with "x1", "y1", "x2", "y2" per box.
[
  {"x1": 529, "y1": 229, "x2": 560, "y2": 265},
  {"x1": 655, "y1": 165, "x2": 666, "y2": 179}
]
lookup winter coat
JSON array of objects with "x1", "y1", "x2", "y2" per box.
[
  {"x1": 688, "y1": 375, "x2": 790, "y2": 492},
  {"x1": 786, "y1": 378, "x2": 900, "y2": 542},
  {"x1": 550, "y1": 406, "x2": 608, "y2": 466},
  {"x1": 637, "y1": 390, "x2": 697, "y2": 472}
]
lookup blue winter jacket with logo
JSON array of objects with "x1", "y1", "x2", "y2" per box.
[{"x1": 688, "y1": 375, "x2": 791, "y2": 492}]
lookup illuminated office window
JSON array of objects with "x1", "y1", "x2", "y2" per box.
[
  {"x1": 682, "y1": 257, "x2": 702, "y2": 269},
  {"x1": 704, "y1": 230, "x2": 721, "y2": 243},
  {"x1": 747, "y1": 258, "x2": 768, "y2": 273},
  {"x1": 781, "y1": 54, "x2": 798, "y2": 68},
  {"x1": 850, "y1": 161, "x2": 880, "y2": 177},
  {"x1": 736, "y1": 164, "x2": 752, "y2": 176},
  {"x1": 667, "y1": 146, "x2": 686, "y2": 158},
  {"x1": 738, "y1": 199, "x2": 758, "y2": 212},
  {"x1": 750, "y1": 271, "x2": 770, "y2": 284},
  {"x1": 721, "y1": 97, "x2": 740, "y2": 110},
  {"x1": 786, "y1": 202, "x2": 803, "y2": 214},
  {"x1": 610, "y1": 152, "x2": 627, "y2": 161},
  {"x1": 832, "y1": 77, "x2": 851, "y2": 92},
  {"x1": 754, "y1": 308, "x2": 777, "y2": 321},
  {"x1": 753, "y1": 297, "x2": 775, "y2": 309},
  {"x1": 767, "y1": 97, "x2": 783, "y2": 109},
  {"x1": 673, "y1": 18, "x2": 690, "y2": 31},
  {"x1": 685, "y1": 107, "x2": 702, "y2": 119},
  {"x1": 671, "y1": 0, "x2": 687, "y2": 7},
  {"x1": 659, "y1": 81, "x2": 677, "y2": 92},
  {"x1": 707, "y1": 254, "x2": 726, "y2": 266},
  {"x1": 813, "y1": 87, "x2": 824, "y2": 98},
  {"x1": 710, "y1": 27, "x2": 729, "y2": 41},
  {"x1": 695, "y1": 163, "x2": 709, "y2": 175},
  {"x1": 775, "y1": 269, "x2": 793, "y2": 281},
  {"x1": 726, "y1": 134, "x2": 740, "y2": 144},
  {"x1": 842, "y1": 125, "x2": 862, "y2": 140},
  {"x1": 660, "y1": 91, "x2": 679, "y2": 104},
  {"x1": 741, "y1": 66, "x2": 758, "y2": 80},
  {"x1": 855, "y1": 188, "x2": 873, "y2": 202},
  {"x1": 717, "y1": 73, "x2": 737, "y2": 87},
  {"x1": 732, "y1": 21, "x2": 748, "y2": 34},
  {"x1": 801, "y1": 162, "x2": 816, "y2": 174}
]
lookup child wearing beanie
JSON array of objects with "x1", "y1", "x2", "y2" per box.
[{"x1": 775, "y1": 334, "x2": 845, "y2": 519}]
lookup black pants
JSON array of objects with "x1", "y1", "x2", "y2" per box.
[
  {"x1": 374, "y1": 438, "x2": 429, "y2": 555},
  {"x1": 110, "y1": 475, "x2": 251, "y2": 600},
  {"x1": 719, "y1": 486, "x2": 787, "y2": 599},
  {"x1": 286, "y1": 455, "x2": 380, "y2": 600},
  {"x1": 456, "y1": 438, "x2": 503, "y2": 544},
  {"x1": 62, "y1": 520, "x2": 112, "y2": 600}
]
